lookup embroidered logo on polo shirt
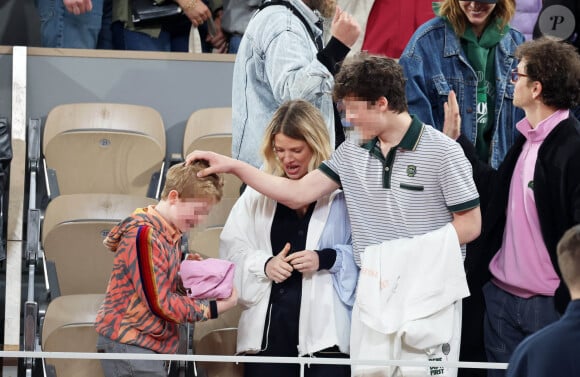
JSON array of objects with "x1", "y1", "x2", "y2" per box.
[
  {"x1": 528, "y1": 180, "x2": 534, "y2": 190},
  {"x1": 406, "y1": 165, "x2": 417, "y2": 177}
]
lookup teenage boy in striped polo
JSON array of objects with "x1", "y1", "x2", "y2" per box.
[{"x1": 188, "y1": 53, "x2": 481, "y2": 265}]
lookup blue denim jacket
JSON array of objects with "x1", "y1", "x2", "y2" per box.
[
  {"x1": 231, "y1": 0, "x2": 335, "y2": 168},
  {"x1": 399, "y1": 17, "x2": 525, "y2": 168}
]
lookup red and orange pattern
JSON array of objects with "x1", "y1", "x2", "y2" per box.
[{"x1": 95, "y1": 206, "x2": 212, "y2": 354}]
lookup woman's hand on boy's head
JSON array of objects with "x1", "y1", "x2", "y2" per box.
[{"x1": 185, "y1": 150, "x2": 235, "y2": 176}]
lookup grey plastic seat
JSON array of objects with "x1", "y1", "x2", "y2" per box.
[
  {"x1": 195, "y1": 328, "x2": 243, "y2": 377},
  {"x1": 188, "y1": 226, "x2": 223, "y2": 259},
  {"x1": 42, "y1": 193, "x2": 156, "y2": 295},
  {"x1": 41, "y1": 294, "x2": 105, "y2": 377},
  {"x1": 43, "y1": 103, "x2": 166, "y2": 197}
]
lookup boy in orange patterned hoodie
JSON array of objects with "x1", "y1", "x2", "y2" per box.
[{"x1": 95, "y1": 161, "x2": 238, "y2": 377}]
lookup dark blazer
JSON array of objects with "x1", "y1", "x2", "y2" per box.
[
  {"x1": 459, "y1": 114, "x2": 580, "y2": 313},
  {"x1": 506, "y1": 300, "x2": 580, "y2": 377}
]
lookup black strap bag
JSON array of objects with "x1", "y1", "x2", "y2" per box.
[{"x1": 131, "y1": 0, "x2": 184, "y2": 25}]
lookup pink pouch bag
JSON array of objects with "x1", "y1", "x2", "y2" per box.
[{"x1": 180, "y1": 258, "x2": 235, "y2": 299}]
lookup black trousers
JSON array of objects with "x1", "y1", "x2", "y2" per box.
[
  {"x1": 243, "y1": 346, "x2": 350, "y2": 377},
  {"x1": 244, "y1": 283, "x2": 349, "y2": 377}
]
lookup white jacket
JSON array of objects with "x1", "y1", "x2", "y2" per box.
[
  {"x1": 351, "y1": 223, "x2": 469, "y2": 377},
  {"x1": 219, "y1": 187, "x2": 357, "y2": 355}
]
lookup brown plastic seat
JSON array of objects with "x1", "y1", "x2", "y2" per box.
[
  {"x1": 195, "y1": 328, "x2": 243, "y2": 377},
  {"x1": 42, "y1": 193, "x2": 156, "y2": 295},
  {"x1": 43, "y1": 103, "x2": 166, "y2": 196},
  {"x1": 188, "y1": 226, "x2": 223, "y2": 259},
  {"x1": 193, "y1": 304, "x2": 243, "y2": 350},
  {"x1": 41, "y1": 294, "x2": 105, "y2": 377},
  {"x1": 183, "y1": 107, "x2": 233, "y2": 157}
]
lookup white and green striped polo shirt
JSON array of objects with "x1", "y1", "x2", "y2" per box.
[{"x1": 319, "y1": 116, "x2": 479, "y2": 265}]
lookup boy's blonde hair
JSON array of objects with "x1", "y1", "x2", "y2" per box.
[{"x1": 160, "y1": 160, "x2": 223, "y2": 202}]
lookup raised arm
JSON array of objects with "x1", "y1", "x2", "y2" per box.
[
  {"x1": 443, "y1": 90, "x2": 461, "y2": 140},
  {"x1": 443, "y1": 89, "x2": 500, "y2": 206},
  {"x1": 440, "y1": 102, "x2": 482, "y2": 244},
  {"x1": 186, "y1": 151, "x2": 339, "y2": 209}
]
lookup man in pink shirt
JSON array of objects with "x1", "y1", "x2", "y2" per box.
[{"x1": 444, "y1": 37, "x2": 580, "y2": 376}]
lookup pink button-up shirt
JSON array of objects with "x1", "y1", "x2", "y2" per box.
[{"x1": 489, "y1": 110, "x2": 569, "y2": 298}]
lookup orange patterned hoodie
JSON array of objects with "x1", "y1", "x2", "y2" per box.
[{"x1": 95, "y1": 206, "x2": 215, "y2": 354}]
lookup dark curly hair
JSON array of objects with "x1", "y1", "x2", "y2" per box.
[
  {"x1": 333, "y1": 53, "x2": 408, "y2": 114},
  {"x1": 516, "y1": 38, "x2": 580, "y2": 109}
]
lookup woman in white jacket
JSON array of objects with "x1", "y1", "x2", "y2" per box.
[{"x1": 219, "y1": 99, "x2": 358, "y2": 377}]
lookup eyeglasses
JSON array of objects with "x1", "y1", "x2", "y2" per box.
[{"x1": 510, "y1": 68, "x2": 529, "y2": 83}]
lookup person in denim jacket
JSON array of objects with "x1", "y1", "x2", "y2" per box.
[
  {"x1": 399, "y1": 0, "x2": 525, "y2": 169},
  {"x1": 231, "y1": 0, "x2": 360, "y2": 168},
  {"x1": 36, "y1": 0, "x2": 113, "y2": 48}
]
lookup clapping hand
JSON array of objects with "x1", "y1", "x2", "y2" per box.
[
  {"x1": 330, "y1": 6, "x2": 360, "y2": 48},
  {"x1": 443, "y1": 90, "x2": 461, "y2": 140}
]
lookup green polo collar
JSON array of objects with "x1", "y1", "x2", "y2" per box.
[
  {"x1": 360, "y1": 115, "x2": 424, "y2": 152},
  {"x1": 399, "y1": 115, "x2": 424, "y2": 150}
]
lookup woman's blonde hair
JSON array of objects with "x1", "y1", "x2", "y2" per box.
[
  {"x1": 260, "y1": 100, "x2": 332, "y2": 177},
  {"x1": 440, "y1": 0, "x2": 516, "y2": 36}
]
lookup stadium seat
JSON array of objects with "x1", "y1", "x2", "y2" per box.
[
  {"x1": 183, "y1": 107, "x2": 233, "y2": 158},
  {"x1": 195, "y1": 328, "x2": 243, "y2": 377},
  {"x1": 43, "y1": 103, "x2": 166, "y2": 198},
  {"x1": 193, "y1": 304, "x2": 242, "y2": 351},
  {"x1": 42, "y1": 193, "x2": 156, "y2": 295},
  {"x1": 41, "y1": 294, "x2": 105, "y2": 377},
  {"x1": 188, "y1": 226, "x2": 223, "y2": 259},
  {"x1": 182, "y1": 107, "x2": 241, "y2": 229}
]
